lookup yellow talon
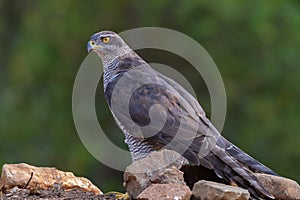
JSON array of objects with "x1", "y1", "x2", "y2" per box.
[{"x1": 105, "y1": 191, "x2": 130, "y2": 200}]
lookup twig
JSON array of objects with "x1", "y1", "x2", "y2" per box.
[{"x1": 24, "y1": 172, "x2": 34, "y2": 188}]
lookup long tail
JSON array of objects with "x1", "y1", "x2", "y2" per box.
[
  {"x1": 200, "y1": 136, "x2": 277, "y2": 199},
  {"x1": 218, "y1": 136, "x2": 277, "y2": 175}
]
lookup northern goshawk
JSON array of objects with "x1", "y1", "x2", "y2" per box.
[{"x1": 87, "y1": 30, "x2": 278, "y2": 199}]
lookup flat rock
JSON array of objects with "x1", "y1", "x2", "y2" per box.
[
  {"x1": 0, "y1": 163, "x2": 102, "y2": 195},
  {"x1": 255, "y1": 173, "x2": 300, "y2": 200},
  {"x1": 124, "y1": 149, "x2": 188, "y2": 199},
  {"x1": 125, "y1": 149, "x2": 188, "y2": 174},
  {"x1": 192, "y1": 180, "x2": 250, "y2": 200},
  {"x1": 137, "y1": 183, "x2": 192, "y2": 200}
]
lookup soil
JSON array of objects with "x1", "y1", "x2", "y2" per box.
[{"x1": 0, "y1": 185, "x2": 117, "y2": 200}]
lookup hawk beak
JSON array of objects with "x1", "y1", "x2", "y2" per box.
[{"x1": 87, "y1": 41, "x2": 101, "y2": 53}]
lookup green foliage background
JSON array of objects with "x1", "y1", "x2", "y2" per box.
[{"x1": 0, "y1": 0, "x2": 299, "y2": 192}]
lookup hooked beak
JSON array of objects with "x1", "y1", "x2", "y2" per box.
[{"x1": 87, "y1": 40, "x2": 101, "y2": 53}]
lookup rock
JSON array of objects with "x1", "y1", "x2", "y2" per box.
[
  {"x1": 125, "y1": 165, "x2": 185, "y2": 198},
  {"x1": 192, "y1": 180, "x2": 250, "y2": 200},
  {"x1": 137, "y1": 183, "x2": 192, "y2": 200},
  {"x1": 149, "y1": 166, "x2": 185, "y2": 184},
  {"x1": 255, "y1": 173, "x2": 300, "y2": 200},
  {"x1": 0, "y1": 163, "x2": 102, "y2": 195},
  {"x1": 124, "y1": 149, "x2": 188, "y2": 198}
]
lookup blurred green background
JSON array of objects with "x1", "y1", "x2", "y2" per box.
[{"x1": 0, "y1": 0, "x2": 299, "y2": 192}]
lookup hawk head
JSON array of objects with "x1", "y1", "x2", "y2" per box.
[{"x1": 87, "y1": 30, "x2": 131, "y2": 65}]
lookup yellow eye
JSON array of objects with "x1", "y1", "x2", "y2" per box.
[{"x1": 102, "y1": 37, "x2": 110, "y2": 43}]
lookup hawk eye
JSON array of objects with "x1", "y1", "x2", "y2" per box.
[{"x1": 101, "y1": 37, "x2": 110, "y2": 43}]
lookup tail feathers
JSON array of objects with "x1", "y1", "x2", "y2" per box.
[
  {"x1": 203, "y1": 152, "x2": 268, "y2": 199},
  {"x1": 210, "y1": 145, "x2": 274, "y2": 199},
  {"x1": 180, "y1": 135, "x2": 277, "y2": 198},
  {"x1": 226, "y1": 143, "x2": 277, "y2": 176},
  {"x1": 215, "y1": 136, "x2": 277, "y2": 176}
]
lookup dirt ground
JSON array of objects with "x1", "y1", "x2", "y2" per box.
[{"x1": 0, "y1": 186, "x2": 117, "y2": 200}]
